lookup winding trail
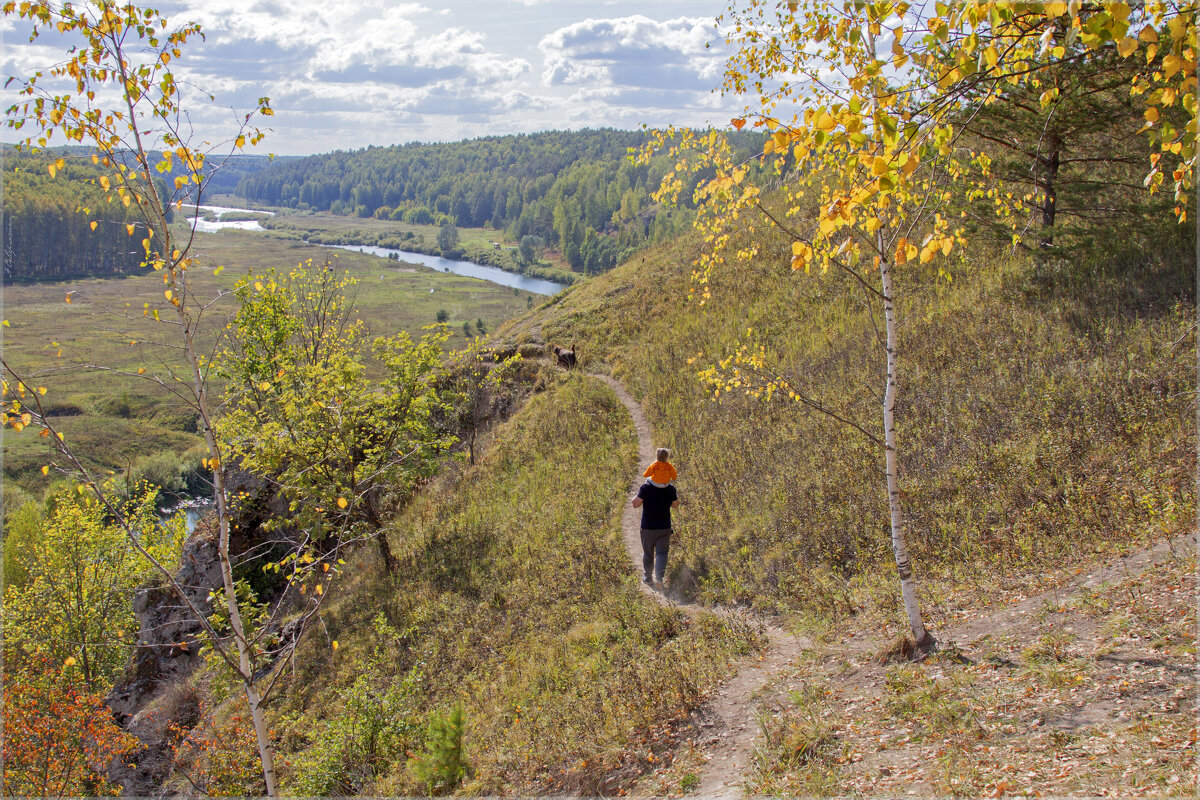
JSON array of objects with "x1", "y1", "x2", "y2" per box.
[
  {"x1": 587, "y1": 369, "x2": 1194, "y2": 797},
  {"x1": 591, "y1": 373, "x2": 808, "y2": 799}
]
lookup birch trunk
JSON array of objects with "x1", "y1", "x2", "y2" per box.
[
  {"x1": 187, "y1": 321, "x2": 280, "y2": 796},
  {"x1": 877, "y1": 245, "x2": 934, "y2": 649}
]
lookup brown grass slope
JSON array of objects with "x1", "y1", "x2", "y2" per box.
[
  {"x1": 510, "y1": 220, "x2": 1193, "y2": 632},
  {"x1": 492, "y1": 214, "x2": 1194, "y2": 796}
]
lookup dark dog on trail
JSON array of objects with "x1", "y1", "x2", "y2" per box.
[{"x1": 552, "y1": 344, "x2": 577, "y2": 369}]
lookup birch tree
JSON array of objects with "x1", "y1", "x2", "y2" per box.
[
  {"x1": 0, "y1": 0, "x2": 285, "y2": 791},
  {"x1": 642, "y1": 0, "x2": 1195, "y2": 648}
]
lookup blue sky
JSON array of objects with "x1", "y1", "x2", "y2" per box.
[{"x1": 3, "y1": 0, "x2": 745, "y2": 155}]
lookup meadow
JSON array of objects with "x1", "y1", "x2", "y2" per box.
[
  {"x1": 511, "y1": 212, "x2": 1195, "y2": 629},
  {"x1": 2, "y1": 225, "x2": 532, "y2": 502}
]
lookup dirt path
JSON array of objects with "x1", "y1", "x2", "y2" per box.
[
  {"x1": 588, "y1": 369, "x2": 1195, "y2": 797},
  {"x1": 590, "y1": 373, "x2": 808, "y2": 798}
]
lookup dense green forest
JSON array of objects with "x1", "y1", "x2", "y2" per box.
[
  {"x1": 236, "y1": 129, "x2": 766, "y2": 274},
  {"x1": 2, "y1": 148, "x2": 287, "y2": 280},
  {"x1": 3, "y1": 149, "x2": 152, "y2": 280}
]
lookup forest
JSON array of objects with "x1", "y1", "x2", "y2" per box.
[
  {"x1": 236, "y1": 129, "x2": 766, "y2": 274},
  {"x1": 2, "y1": 147, "x2": 286, "y2": 280},
  {"x1": 3, "y1": 148, "x2": 152, "y2": 280}
]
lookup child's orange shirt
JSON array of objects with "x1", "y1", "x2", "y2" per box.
[{"x1": 643, "y1": 460, "x2": 677, "y2": 485}]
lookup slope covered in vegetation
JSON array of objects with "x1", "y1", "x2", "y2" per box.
[
  {"x1": 240, "y1": 194, "x2": 1192, "y2": 795},
  {"x1": 251, "y1": 373, "x2": 763, "y2": 796},
  {"x1": 512, "y1": 210, "x2": 1194, "y2": 632}
]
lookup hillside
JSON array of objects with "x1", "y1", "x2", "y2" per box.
[{"x1": 217, "y1": 202, "x2": 1195, "y2": 796}]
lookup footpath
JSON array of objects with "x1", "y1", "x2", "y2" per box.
[{"x1": 591, "y1": 371, "x2": 1196, "y2": 798}]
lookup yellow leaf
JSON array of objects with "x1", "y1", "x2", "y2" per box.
[
  {"x1": 254, "y1": 281, "x2": 264, "y2": 291},
  {"x1": 731, "y1": 118, "x2": 746, "y2": 130},
  {"x1": 315, "y1": 583, "x2": 323, "y2": 595},
  {"x1": 90, "y1": 221, "x2": 98, "y2": 231},
  {"x1": 337, "y1": 497, "x2": 348, "y2": 509},
  {"x1": 1145, "y1": 106, "x2": 1160, "y2": 123},
  {"x1": 1117, "y1": 36, "x2": 1138, "y2": 58},
  {"x1": 165, "y1": 289, "x2": 173, "y2": 300},
  {"x1": 259, "y1": 381, "x2": 271, "y2": 391},
  {"x1": 1044, "y1": 1, "x2": 1068, "y2": 16},
  {"x1": 138, "y1": 368, "x2": 145, "y2": 374},
  {"x1": 984, "y1": 45, "x2": 999, "y2": 68},
  {"x1": 332, "y1": 640, "x2": 339, "y2": 651},
  {"x1": 872, "y1": 156, "x2": 889, "y2": 176},
  {"x1": 1162, "y1": 54, "x2": 1181, "y2": 78},
  {"x1": 41, "y1": 465, "x2": 49, "y2": 475},
  {"x1": 126, "y1": 223, "x2": 136, "y2": 236},
  {"x1": 64, "y1": 656, "x2": 76, "y2": 667},
  {"x1": 65, "y1": 294, "x2": 72, "y2": 305},
  {"x1": 1139, "y1": 25, "x2": 1159, "y2": 43},
  {"x1": 790, "y1": 241, "x2": 812, "y2": 272},
  {"x1": 815, "y1": 111, "x2": 836, "y2": 131}
]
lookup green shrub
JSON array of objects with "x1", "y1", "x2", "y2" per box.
[{"x1": 407, "y1": 703, "x2": 469, "y2": 796}]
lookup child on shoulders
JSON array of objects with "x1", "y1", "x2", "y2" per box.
[{"x1": 643, "y1": 447, "x2": 676, "y2": 487}]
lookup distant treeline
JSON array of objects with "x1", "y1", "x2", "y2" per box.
[
  {"x1": 3, "y1": 149, "x2": 152, "y2": 280},
  {"x1": 235, "y1": 129, "x2": 766, "y2": 274},
  {"x1": 2, "y1": 147, "x2": 288, "y2": 281}
]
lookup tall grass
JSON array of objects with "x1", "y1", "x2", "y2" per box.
[
  {"x1": 519, "y1": 213, "x2": 1194, "y2": 629},
  {"x1": 270, "y1": 374, "x2": 763, "y2": 794}
]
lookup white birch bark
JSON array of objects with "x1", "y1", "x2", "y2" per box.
[
  {"x1": 878, "y1": 242, "x2": 933, "y2": 648},
  {"x1": 185, "y1": 315, "x2": 280, "y2": 796}
]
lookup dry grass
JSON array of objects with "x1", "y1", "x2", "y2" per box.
[{"x1": 268, "y1": 374, "x2": 764, "y2": 795}]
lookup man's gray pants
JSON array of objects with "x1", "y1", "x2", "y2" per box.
[{"x1": 640, "y1": 527, "x2": 671, "y2": 581}]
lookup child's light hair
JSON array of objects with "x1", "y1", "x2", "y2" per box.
[{"x1": 656, "y1": 448, "x2": 670, "y2": 461}]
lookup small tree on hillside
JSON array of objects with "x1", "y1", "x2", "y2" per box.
[
  {"x1": 3, "y1": 487, "x2": 184, "y2": 691},
  {"x1": 215, "y1": 262, "x2": 456, "y2": 572},
  {"x1": 0, "y1": 0, "x2": 312, "y2": 792}
]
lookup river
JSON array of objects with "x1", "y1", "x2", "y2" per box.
[{"x1": 187, "y1": 205, "x2": 564, "y2": 295}]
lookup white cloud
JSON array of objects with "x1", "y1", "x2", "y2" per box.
[
  {"x1": 539, "y1": 14, "x2": 719, "y2": 86},
  {"x1": 1, "y1": 1, "x2": 742, "y2": 155}
]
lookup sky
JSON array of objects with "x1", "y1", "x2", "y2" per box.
[{"x1": 2, "y1": 0, "x2": 747, "y2": 156}]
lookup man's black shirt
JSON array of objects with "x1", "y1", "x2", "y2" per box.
[{"x1": 637, "y1": 481, "x2": 677, "y2": 529}]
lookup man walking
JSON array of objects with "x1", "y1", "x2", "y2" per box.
[{"x1": 632, "y1": 475, "x2": 679, "y2": 590}]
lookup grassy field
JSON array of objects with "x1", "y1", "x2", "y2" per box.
[
  {"x1": 500, "y1": 213, "x2": 1195, "y2": 631},
  {"x1": 2, "y1": 226, "x2": 531, "y2": 500}
]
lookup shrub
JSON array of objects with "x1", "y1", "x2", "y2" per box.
[{"x1": 407, "y1": 703, "x2": 469, "y2": 796}]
